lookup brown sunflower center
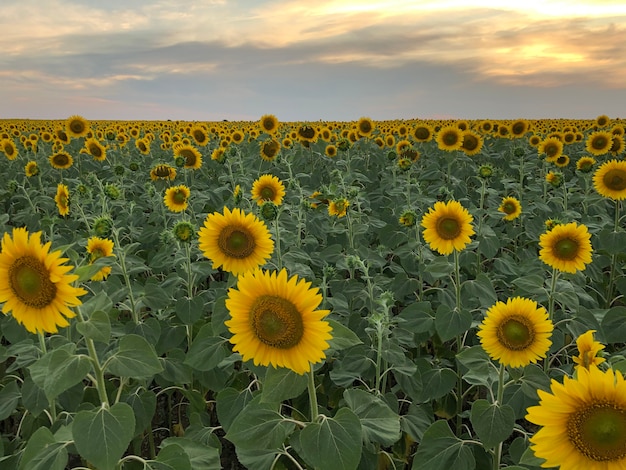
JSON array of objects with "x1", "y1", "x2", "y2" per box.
[
  {"x1": 262, "y1": 141, "x2": 280, "y2": 159},
  {"x1": 603, "y1": 169, "x2": 626, "y2": 191},
  {"x1": 414, "y1": 127, "x2": 430, "y2": 140},
  {"x1": 544, "y1": 143, "x2": 559, "y2": 157},
  {"x1": 250, "y1": 295, "x2": 304, "y2": 349},
  {"x1": 260, "y1": 186, "x2": 275, "y2": 200},
  {"x1": 193, "y1": 130, "x2": 207, "y2": 144},
  {"x1": 496, "y1": 315, "x2": 534, "y2": 350},
  {"x1": 503, "y1": 202, "x2": 517, "y2": 214},
  {"x1": 568, "y1": 402, "x2": 626, "y2": 462},
  {"x1": 359, "y1": 121, "x2": 372, "y2": 134},
  {"x1": 53, "y1": 154, "x2": 69, "y2": 167},
  {"x1": 554, "y1": 238, "x2": 579, "y2": 260},
  {"x1": 436, "y1": 217, "x2": 461, "y2": 240},
  {"x1": 592, "y1": 136, "x2": 608, "y2": 150},
  {"x1": 218, "y1": 226, "x2": 256, "y2": 259},
  {"x1": 262, "y1": 117, "x2": 276, "y2": 132},
  {"x1": 9, "y1": 256, "x2": 57, "y2": 309},
  {"x1": 69, "y1": 120, "x2": 85, "y2": 134},
  {"x1": 442, "y1": 131, "x2": 459, "y2": 146},
  {"x1": 89, "y1": 144, "x2": 102, "y2": 157},
  {"x1": 462, "y1": 135, "x2": 479, "y2": 151}
]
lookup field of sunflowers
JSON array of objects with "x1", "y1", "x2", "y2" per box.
[{"x1": 0, "y1": 114, "x2": 625, "y2": 470}]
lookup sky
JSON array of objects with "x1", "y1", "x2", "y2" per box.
[{"x1": 1, "y1": 0, "x2": 626, "y2": 122}]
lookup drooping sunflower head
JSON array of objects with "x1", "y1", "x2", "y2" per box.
[
  {"x1": 546, "y1": 170, "x2": 563, "y2": 188},
  {"x1": 572, "y1": 330, "x2": 605, "y2": 371},
  {"x1": 251, "y1": 174, "x2": 285, "y2": 206},
  {"x1": 477, "y1": 296, "x2": 553, "y2": 368},
  {"x1": 260, "y1": 139, "x2": 281, "y2": 161},
  {"x1": 65, "y1": 115, "x2": 90, "y2": 138},
  {"x1": 498, "y1": 196, "x2": 522, "y2": 221},
  {"x1": 259, "y1": 114, "x2": 279, "y2": 134},
  {"x1": 25, "y1": 161, "x2": 39, "y2": 177},
  {"x1": 172, "y1": 221, "x2": 196, "y2": 243},
  {"x1": 86, "y1": 236, "x2": 114, "y2": 281},
  {"x1": 197, "y1": 206, "x2": 274, "y2": 275},
  {"x1": 539, "y1": 221, "x2": 593, "y2": 273},
  {"x1": 55, "y1": 183, "x2": 70, "y2": 216},
  {"x1": 164, "y1": 184, "x2": 191, "y2": 213},
  {"x1": 173, "y1": 144, "x2": 202, "y2": 169},
  {"x1": 328, "y1": 198, "x2": 349, "y2": 218},
  {"x1": 150, "y1": 164, "x2": 177, "y2": 181},
  {"x1": 586, "y1": 130, "x2": 613, "y2": 156},
  {"x1": 436, "y1": 126, "x2": 463, "y2": 152},
  {"x1": 421, "y1": 200, "x2": 475, "y2": 255},
  {"x1": 593, "y1": 159, "x2": 626, "y2": 200},
  {"x1": 49, "y1": 151, "x2": 74, "y2": 170},
  {"x1": 0, "y1": 227, "x2": 87, "y2": 334},
  {"x1": 526, "y1": 366, "x2": 626, "y2": 469},
  {"x1": 225, "y1": 268, "x2": 332, "y2": 374},
  {"x1": 399, "y1": 210, "x2": 417, "y2": 228},
  {"x1": 85, "y1": 138, "x2": 107, "y2": 161}
]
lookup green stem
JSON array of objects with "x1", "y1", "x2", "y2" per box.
[
  {"x1": 111, "y1": 229, "x2": 139, "y2": 324},
  {"x1": 37, "y1": 332, "x2": 57, "y2": 423},
  {"x1": 273, "y1": 217, "x2": 283, "y2": 270},
  {"x1": 606, "y1": 200, "x2": 621, "y2": 307},
  {"x1": 545, "y1": 268, "x2": 559, "y2": 373},
  {"x1": 76, "y1": 307, "x2": 110, "y2": 407},
  {"x1": 307, "y1": 367, "x2": 319, "y2": 422},
  {"x1": 493, "y1": 363, "x2": 505, "y2": 470},
  {"x1": 375, "y1": 322, "x2": 384, "y2": 393}
]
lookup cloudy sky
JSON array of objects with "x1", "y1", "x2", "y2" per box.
[{"x1": 2, "y1": 0, "x2": 625, "y2": 122}]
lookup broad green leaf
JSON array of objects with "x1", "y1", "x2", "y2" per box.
[
  {"x1": 261, "y1": 366, "x2": 308, "y2": 403},
  {"x1": 106, "y1": 334, "x2": 163, "y2": 379},
  {"x1": 225, "y1": 399, "x2": 295, "y2": 451},
  {"x1": 327, "y1": 319, "x2": 363, "y2": 350},
  {"x1": 184, "y1": 324, "x2": 228, "y2": 372},
  {"x1": 125, "y1": 389, "x2": 157, "y2": 435},
  {"x1": 343, "y1": 388, "x2": 401, "y2": 446},
  {"x1": 519, "y1": 446, "x2": 547, "y2": 467},
  {"x1": 470, "y1": 399, "x2": 515, "y2": 448},
  {"x1": 597, "y1": 229, "x2": 626, "y2": 255},
  {"x1": 435, "y1": 305, "x2": 472, "y2": 342},
  {"x1": 601, "y1": 307, "x2": 626, "y2": 344},
  {"x1": 397, "y1": 301, "x2": 436, "y2": 334},
  {"x1": 160, "y1": 438, "x2": 221, "y2": 470},
  {"x1": 400, "y1": 403, "x2": 434, "y2": 442},
  {"x1": 21, "y1": 376, "x2": 48, "y2": 416},
  {"x1": 0, "y1": 381, "x2": 20, "y2": 420},
  {"x1": 420, "y1": 367, "x2": 457, "y2": 401},
  {"x1": 298, "y1": 408, "x2": 362, "y2": 470},
  {"x1": 80, "y1": 290, "x2": 112, "y2": 318},
  {"x1": 456, "y1": 346, "x2": 499, "y2": 388},
  {"x1": 29, "y1": 344, "x2": 91, "y2": 401},
  {"x1": 153, "y1": 443, "x2": 192, "y2": 470},
  {"x1": 76, "y1": 309, "x2": 111, "y2": 343},
  {"x1": 216, "y1": 387, "x2": 255, "y2": 432},
  {"x1": 461, "y1": 274, "x2": 497, "y2": 308},
  {"x1": 19, "y1": 426, "x2": 67, "y2": 470},
  {"x1": 72, "y1": 402, "x2": 136, "y2": 470},
  {"x1": 235, "y1": 447, "x2": 279, "y2": 470},
  {"x1": 175, "y1": 296, "x2": 205, "y2": 325},
  {"x1": 412, "y1": 420, "x2": 475, "y2": 470}
]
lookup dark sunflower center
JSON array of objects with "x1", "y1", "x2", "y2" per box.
[
  {"x1": 443, "y1": 131, "x2": 458, "y2": 146},
  {"x1": 414, "y1": 127, "x2": 430, "y2": 140},
  {"x1": 463, "y1": 135, "x2": 479, "y2": 151},
  {"x1": 262, "y1": 117, "x2": 276, "y2": 132},
  {"x1": 263, "y1": 141, "x2": 279, "y2": 158},
  {"x1": 511, "y1": 122, "x2": 526, "y2": 135},
  {"x1": 545, "y1": 144, "x2": 559, "y2": 157},
  {"x1": 250, "y1": 295, "x2": 304, "y2": 349},
  {"x1": 554, "y1": 237, "x2": 579, "y2": 260},
  {"x1": 70, "y1": 121, "x2": 84, "y2": 134},
  {"x1": 592, "y1": 136, "x2": 608, "y2": 150},
  {"x1": 603, "y1": 169, "x2": 626, "y2": 191},
  {"x1": 179, "y1": 149, "x2": 196, "y2": 166},
  {"x1": 173, "y1": 190, "x2": 187, "y2": 204},
  {"x1": 359, "y1": 121, "x2": 372, "y2": 134},
  {"x1": 89, "y1": 144, "x2": 102, "y2": 157},
  {"x1": 503, "y1": 202, "x2": 517, "y2": 214},
  {"x1": 193, "y1": 130, "x2": 207, "y2": 143},
  {"x1": 9, "y1": 256, "x2": 57, "y2": 308},
  {"x1": 53, "y1": 154, "x2": 69, "y2": 166},
  {"x1": 496, "y1": 315, "x2": 534, "y2": 350},
  {"x1": 568, "y1": 403, "x2": 626, "y2": 461},
  {"x1": 218, "y1": 226, "x2": 256, "y2": 259},
  {"x1": 260, "y1": 186, "x2": 275, "y2": 200},
  {"x1": 436, "y1": 217, "x2": 461, "y2": 240}
]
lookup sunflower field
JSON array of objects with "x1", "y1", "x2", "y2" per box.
[{"x1": 0, "y1": 115, "x2": 625, "y2": 470}]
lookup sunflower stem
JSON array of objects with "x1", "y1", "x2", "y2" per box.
[
  {"x1": 273, "y1": 217, "x2": 283, "y2": 270},
  {"x1": 453, "y1": 249, "x2": 464, "y2": 436},
  {"x1": 111, "y1": 229, "x2": 139, "y2": 324},
  {"x1": 476, "y1": 178, "x2": 487, "y2": 275},
  {"x1": 545, "y1": 268, "x2": 559, "y2": 373},
  {"x1": 37, "y1": 332, "x2": 57, "y2": 423},
  {"x1": 493, "y1": 363, "x2": 506, "y2": 470},
  {"x1": 606, "y1": 200, "x2": 621, "y2": 307},
  {"x1": 307, "y1": 367, "x2": 319, "y2": 423},
  {"x1": 76, "y1": 307, "x2": 110, "y2": 407}
]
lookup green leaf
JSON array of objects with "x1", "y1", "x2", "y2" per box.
[
  {"x1": 400, "y1": 403, "x2": 434, "y2": 442},
  {"x1": 72, "y1": 402, "x2": 136, "y2": 470},
  {"x1": 435, "y1": 305, "x2": 472, "y2": 342},
  {"x1": 19, "y1": 426, "x2": 67, "y2": 470},
  {"x1": 597, "y1": 229, "x2": 626, "y2": 255},
  {"x1": 225, "y1": 399, "x2": 295, "y2": 451},
  {"x1": 29, "y1": 344, "x2": 91, "y2": 401},
  {"x1": 327, "y1": 319, "x2": 363, "y2": 350},
  {"x1": 160, "y1": 438, "x2": 221, "y2": 470},
  {"x1": 519, "y1": 446, "x2": 547, "y2": 467},
  {"x1": 106, "y1": 334, "x2": 163, "y2": 379},
  {"x1": 21, "y1": 376, "x2": 48, "y2": 416},
  {"x1": 125, "y1": 389, "x2": 157, "y2": 435},
  {"x1": 601, "y1": 307, "x2": 626, "y2": 344},
  {"x1": 298, "y1": 408, "x2": 362, "y2": 470},
  {"x1": 76, "y1": 309, "x2": 111, "y2": 343},
  {"x1": 412, "y1": 420, "x2": 475, "y2": 470},
  {"x1": 461, "y1": 274, "x2": 497, "y2": 308},
  {"x1": 470, "y1": 399, "x2": 515, "y2": 448},
  {"x1": 216, "y1": 387, "x2": 255, "y2": 432},
  {"x1": 184, "y1": 324, "x2": 228, "y2": 372},
  {"x1": 153, "y1": 444, "x2": 192, "y2": 470},
  {"x1": 420, "y1": 367, "x2": 457, "y2": 401},
  {"x1": 260, "y1": 366, "x2": 308, "y2": 403},
  {"x1": 175, "y1": 296, "x2": 205, "y2": 325},
  {"x1": 343, "y1": 388, "x2": 401, "y2": 446},
  {"x1": 397, "y1": 301, "x2": 436, "y2": 334},
  {"x1": 0, "y1": 381, "x2": 20, "y2": 420},
  {"x1": 456, "y1": 346, "x2": 499, "y2": 388},
  {"x1": 80, "y1": 290, "x2": 112, "y2": 318}
]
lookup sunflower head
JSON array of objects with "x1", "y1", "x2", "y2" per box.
[
  {"x1": 328, "y1": 198, "x2": 349, "y2": 218},
  {"x1": 498, "y1": 196, "x2": 522, "y2": 221},
  {"x1": 586, "y1": 130, "x2": 613, "y2": 156},
  {"x1": 225, "y1": 268, "x2": 332, "y2": 374},
  {"x1": 546, "y1": 171, "x2": 563, "y2": 188},
  {"x1": 593, "y1": 160, "x2": 626, "y2": 200},
  {"x1": 174, "y1": 144, "x2": 202, "y2": 170},
  {"x1": 55, "y1": 184, "x2": 70, "y2": 217},
  {"x1": 572, "y1": 330, "x2": 605, "y2": 371},
  {"x1": 399, "y1": 210, "x2": 417, "y2": 228},
  {"x1": 251, "y1": 174, "x2": 285, "y2": 206},
  {"x1": 539, "y1": 221, "x2": 593, "y2": 273},
  {"x1": 357, "y1": 117, "x2": 374, "y2": 137},
  {"x1": 65, "y1": 115, "x2": 90, "y2": 138},
  {"x1": 260, "y1": 139, "x2": 281, "y2": 161},
  {"x1": 577, "y1": 156, "x2": 596, "y2": 173},
  {"x1": 436, "y1": 126, "x2": 463, "y2": 151},
  {"x1": 477, "y1": 296, "x2": 553, "y2": 368},
  {"x1": 172, "y1": 221, "x2": 196, "y2": 243},
  {"x1": 421, "y1": 200, "x2": 475, "y2": 255},
  {"x1": 478, "y1": 164, "x2": 494, "y2": 179},
  {"x1": 86, "y1": 237, "x2": 115, "y2": 281},
  {"x1": 259, "y1": 114, "x2": 279, "y2": 134},
  {"x1": 49, "y1": 151, "x2": 74, "y2": 170},
  {"x1": 25, "y1": 161, "x2": 39, "y2": 177}
]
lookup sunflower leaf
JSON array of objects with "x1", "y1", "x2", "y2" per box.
[
  {"x1": 327, "y1": 319, "x2": 363, "y2": 350},
  {"x1": 412, "y1": 420, "x2": 475, "y2": 470},
  {"x1": 435, "y1": 305, "x2": 472, "y2": 342},
  {"x1": 470, "y1": 399, "x2": 515, "y2": 448},
  {"x1": 106, "y1": 334, "x2": 163, "y2": 379},
  {"x1": 260, "y1": 366, "x2": 308, "y2": 403},
  {"x1": 28, "y1": 344, "x2": 91, "y2": 401},
  {"x1": 343, "y1": 388, "x2": 401, "y2": 446}
]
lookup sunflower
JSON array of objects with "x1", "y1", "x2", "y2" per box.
[
  {"x1": 189, "y1": 125, "x2": 209, "y2": 146},
  {"x1": 572, "y1": 330, "x2": 605, "y2": 371},
  {"x1": 538, "y1": 137, "x2": 563, "y2": 162},
  {"x1": 164, "y1": 185, "x2": 191, "y2": 212},
  {"x1": 595, "y1": 114, "x2": 611, "y2": 127},
  {"x1": 1, "y1": 139, "x2": 18, "y2": 160},
  {"x1": 260, "y1": 139, "x2": 281, "y2": 161},
  {"x1": 150, "y1": 164, "x2": 177, "y2": 181},
  {"x1": 593, "y1": 160, "x2": 626, "y2": 200},
  {"x1": 251, "y1": 174, "x2": 285, "y2": 206},
  {"x1": 49, "y1": 151, "x2": 73, "y2": 170},
  {"x1": 577, "y1": 156, "x2": 596, "y2": 173},
  {"x1": 259, "y1": 114, "x2": 279, "y2": 134},
  {"x1": 197, "y1": 207, "x2": 274, "y2": 275},
  {"x1": 324, "y1": 144, "x2": 337, "y2": 158},
  {"x1": 421, "y1": 200, "x2": 475, "y2": 255},
  {"x1": 554, "y1": 154, "x2": 570, "y2": 168},
  {"x1": 65, "y1": 115, "x2": 90, "y2": 138},
  {"x1": 25, "y1": 161, "x2": 39, "y2": 177},
  {"x1": 55, "y1": 184, "x2": 70, "y2": 216},
  {"x1": 477, "y1": 296, "x2": 553, "y2": 368},
  {"x1": 510, "y1": 119, "x2": 530, "y2": 137},
  {"x1": 328, "y1": 198, "x2": 349, "y2": 218},
  {"x1": 546, "y1": 170, "x2": 563, "y2": 188},
  {"x1": 610, "y1": 135, "x2": 625, "y2": 156},
  {"x1": 586, "y1": 130, "x2": 613, "y2": 156},
  {"x1": 412, "y1": 124, "x2": 433, "y2": 142},
  {"x1": 0, "y1": 227, "x2": 87, "y2": 334},
  {"x1": 84, "y1": 138, "x2": 107, "y2": 161},
  {"x1": 357, "y1": 117, "x2": 374, "y2": 137},
  {"x1": 526, "y1": 366, "x2": 626, "y2": 469},
  {"x1": 173, "y1": 144, "x2": 202, "y2": 170},
  {"x1": 436, "y1": 126, "x2": 463, "y2": 152},
  {"x1": 539, "y1": 222, "x2": 593, "y2": 273},
  {"x1": 86, "y1": 236, "x2": 114, "y2": 281},
  {"x1": 498, "y1": 196, "x2": 522, "y2": 221},
  {"x1": 225, "y1": 268, "x2": 332, "y2": 375},
  {"x1": 460, "y1": 130, "x2": 483, "y2": 156}
]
